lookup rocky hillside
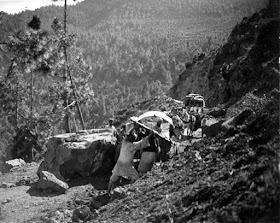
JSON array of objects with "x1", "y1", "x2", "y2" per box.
[
  {"x1": 0, "y1": 1, "x2": 278, "y2": 223},
  {"x1": 1, "y1": 91, "x2": 279, "y2": 223},
  {"x1": 86, "y1": 2, "x2": 279, "y2": 222},
  {"x1": 88, "y1": 91, "x2": 279, "y2": 223},
  {"x1": 31, "y1": 86, "x2": 278, "y2": 223},
  {"x1": 169, "y1": 0, "x2": 279, "y2": 108},
  {"x1": 37, "y1": 2, "x2": 279, "y2": 222}
]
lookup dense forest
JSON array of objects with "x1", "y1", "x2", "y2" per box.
[{"x1": 0, "y1": 0, "x2": 268, "y2": 166}]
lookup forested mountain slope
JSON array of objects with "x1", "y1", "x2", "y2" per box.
[
  {"x1": 86, "y1": 2, "x2": 280, "y2": 222},
  {"x1": 169, "y1": 0, "x2": 278, "y2": 108},
  {"x1": 0, "y1": 0, "x2": 267, "y2": 87},
  {"x1": 0, "y1": 0, "x2": 269, "y2": 168},
  {"x1": 0, "y1": 1, "x2": 278, "y2": 222}
]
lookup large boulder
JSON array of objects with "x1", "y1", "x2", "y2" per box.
[
  {"x1": 202, "y1": 108, "x2": 255, "y2": 138},
  {"x1": 207, "y1": 107, "x2": 227, "y2": 118},
  {"x1": 3, "y1": 158, "x2": 26, "y2": 173},
  {"x1": 37, "y1": 171, "x2": 69, "y2": 193},
  {"x1": 37, "y1": 129, "x2": 117, "y2": 181},
  {"x1": 202, "y1": 118, "x2": 224, "y2": 138},
  {"x1": 221, "y1": 108, "x2": 254, "y2": 132}
]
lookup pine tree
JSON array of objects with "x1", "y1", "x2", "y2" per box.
[
  {"x1": 141, "y1": 82, "x2": 151, "y2": 99},
  {"x1": 101, "y1": 94, "x2": 107, "y2": 116},
  {"x1": 52, "y1": 0, "x2": 86, "y2": 132},
  {"x1": 163, "y1": 69, "x2": 173, "y2": 88}
]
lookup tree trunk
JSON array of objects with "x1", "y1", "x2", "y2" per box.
[
  {"x1": 63, "y1": 0, "x2": 71, "y2": 133},
  {"x1": 63, "y1": 86, "x2": 71, "y2": 133},
  {"x1": 67, "y1": 64, "x2": 85, "y2": 130},
  {"x1": 30, "y1": 72, "x2": 34, "y2": 130},
  {"x1": 15, "y1": 77, "x2": 19, "y2": 129},
  {"x1": 63, "y1": 0, "x2": 85, "y2": 130}
]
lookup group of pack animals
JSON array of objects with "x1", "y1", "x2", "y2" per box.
[
  {"x1": 167, "y1": 107, "x2": 206, "y2": 140},
  {"x1": 113, "y1": 94, "x2": 207, "y2": 162},
  {"x1": 167, "y1": 93, "x2": 206, "y2": 139}
]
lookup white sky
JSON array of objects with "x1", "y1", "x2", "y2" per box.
[{"x1": 0, "y1": 0, "x2": 84, "y2": 14}]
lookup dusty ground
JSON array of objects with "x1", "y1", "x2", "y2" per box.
[
  {"x1": 1, "y1": 120, "x2": 278, "y2": 223},
  {"x1": 0, "y1": 128, "x2": 199, "y2": 223},
  {"x1": 0, "y1": 91, "x2": 279, "y2": 223},
  {"x1": 0, "y1": 163, "x2": 111, "y2": 223}
]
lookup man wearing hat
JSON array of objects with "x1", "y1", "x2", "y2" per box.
[{"x1": 108, "y1": 125, "x2": 154, "y2": 195}]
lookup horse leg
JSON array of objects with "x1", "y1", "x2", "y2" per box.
[
  {"x1": 184, "y1": 126, "x2": 188, "y2": 136},
  {"x1": 185, "y1": 123, "x2": 190, "y2": 136},
  {"x1": 189, "y1": 123, "x2": 194, "y2": 137}
]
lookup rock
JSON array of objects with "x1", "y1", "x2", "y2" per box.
[
  {"x1": 110, "y1": 187, "x2": 127, "y2": 201},
  {"x1": 202, "y1": 118, "x2": 224, "y2": 138},
  {"x1": 15, "y1": 176, "x2": 32, "y2": 186},
  {"x1": 37, "y1": 171, "x2": 69, "y2": 193},
  {"x1": 1, "y1": 199, "x2": 12, "y2": 204},
  {"x1": 72, "y1": 205, "x2": 91, "y2": 222},
  {"x1": 221, "y1": 108, "x2": 254, "y2": 132},
  {"x1": 202, "y1": 109, "x2": 254, "y2": 138},
  {"x1": 207, "y1": 107, "x2": 227, "y2": 118},
  {"x1": 91, "y1": 199, "x2": 104, "y2": 209},
  {"x1": 44, "y1": 209, "x2": 73, "y2": 223},
  {"x1": 37, "y1": 129, "x2": 117, "y2": 181},
  {"x1": 4, "y1": 159, "x2": 26, "y2": 173},
  {"x1": 202, "y1": 109, "x2": 253, "y2": 138},
  {"x1": 0, "y1": 182, "x2": 16, "y2": 189}
]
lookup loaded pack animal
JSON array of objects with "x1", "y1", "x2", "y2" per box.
[
  {"x1": 180, "y1": 109, "x2": 196, "y2": 137},
  {"x1": 170, "y1": 109, "x2": 206, "y2": 138},
  {"x1": 192, "y1": 113, "x2": 206, "y2": 137}
]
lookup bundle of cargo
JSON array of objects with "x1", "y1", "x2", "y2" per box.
[{"x1": 184, "y1": 93, "x2": 205, "y2": 108}]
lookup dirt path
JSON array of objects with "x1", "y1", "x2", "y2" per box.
[
  {"x1": 0, "y1": 130, "x2": 202, "y2": 223},
  {"x1": 0, "y1": 163, "x2": 109, "y2": 223},
  {"x1": 0, "y1": 181, "x2": 96, "y2": 223},
  {"x1": 1, "y1": 185, "x2": 70, "y2": 222}
]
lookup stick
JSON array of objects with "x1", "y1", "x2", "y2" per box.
[
  {"x1": 130, "y1": 118, "x2": 171, "y2": 142},
  {"x1": 64, "y1": 100, "x2": 76, "y2": 110}
]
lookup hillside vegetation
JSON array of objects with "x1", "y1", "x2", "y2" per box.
[
  {"x1": 0, "y1": 0, "x2": 268, "y2": 167},
  {"x1": 0, "y1": 0, "x2": 267, "y2": 86},
  {"x1": 169, "y1": 0, "x2": 278, "y2": 108},
  {"x1": 81, "y1": 2, "x2": 280, "y2": 222},
  {"x1": 0, "y1": 1, "x2": 278, "y2": 222}
]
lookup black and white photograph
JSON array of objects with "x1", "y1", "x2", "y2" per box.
[{"x1": 0, "y1": 0, "x2": 279, "y2": 222}]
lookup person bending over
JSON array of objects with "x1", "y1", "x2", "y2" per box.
[
  {"x1": 138, "y1": 133, "x2": 160, "y2": 177},
  {"x1": 108, "y1": 127, "x2": 154, "y2": 195}
]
